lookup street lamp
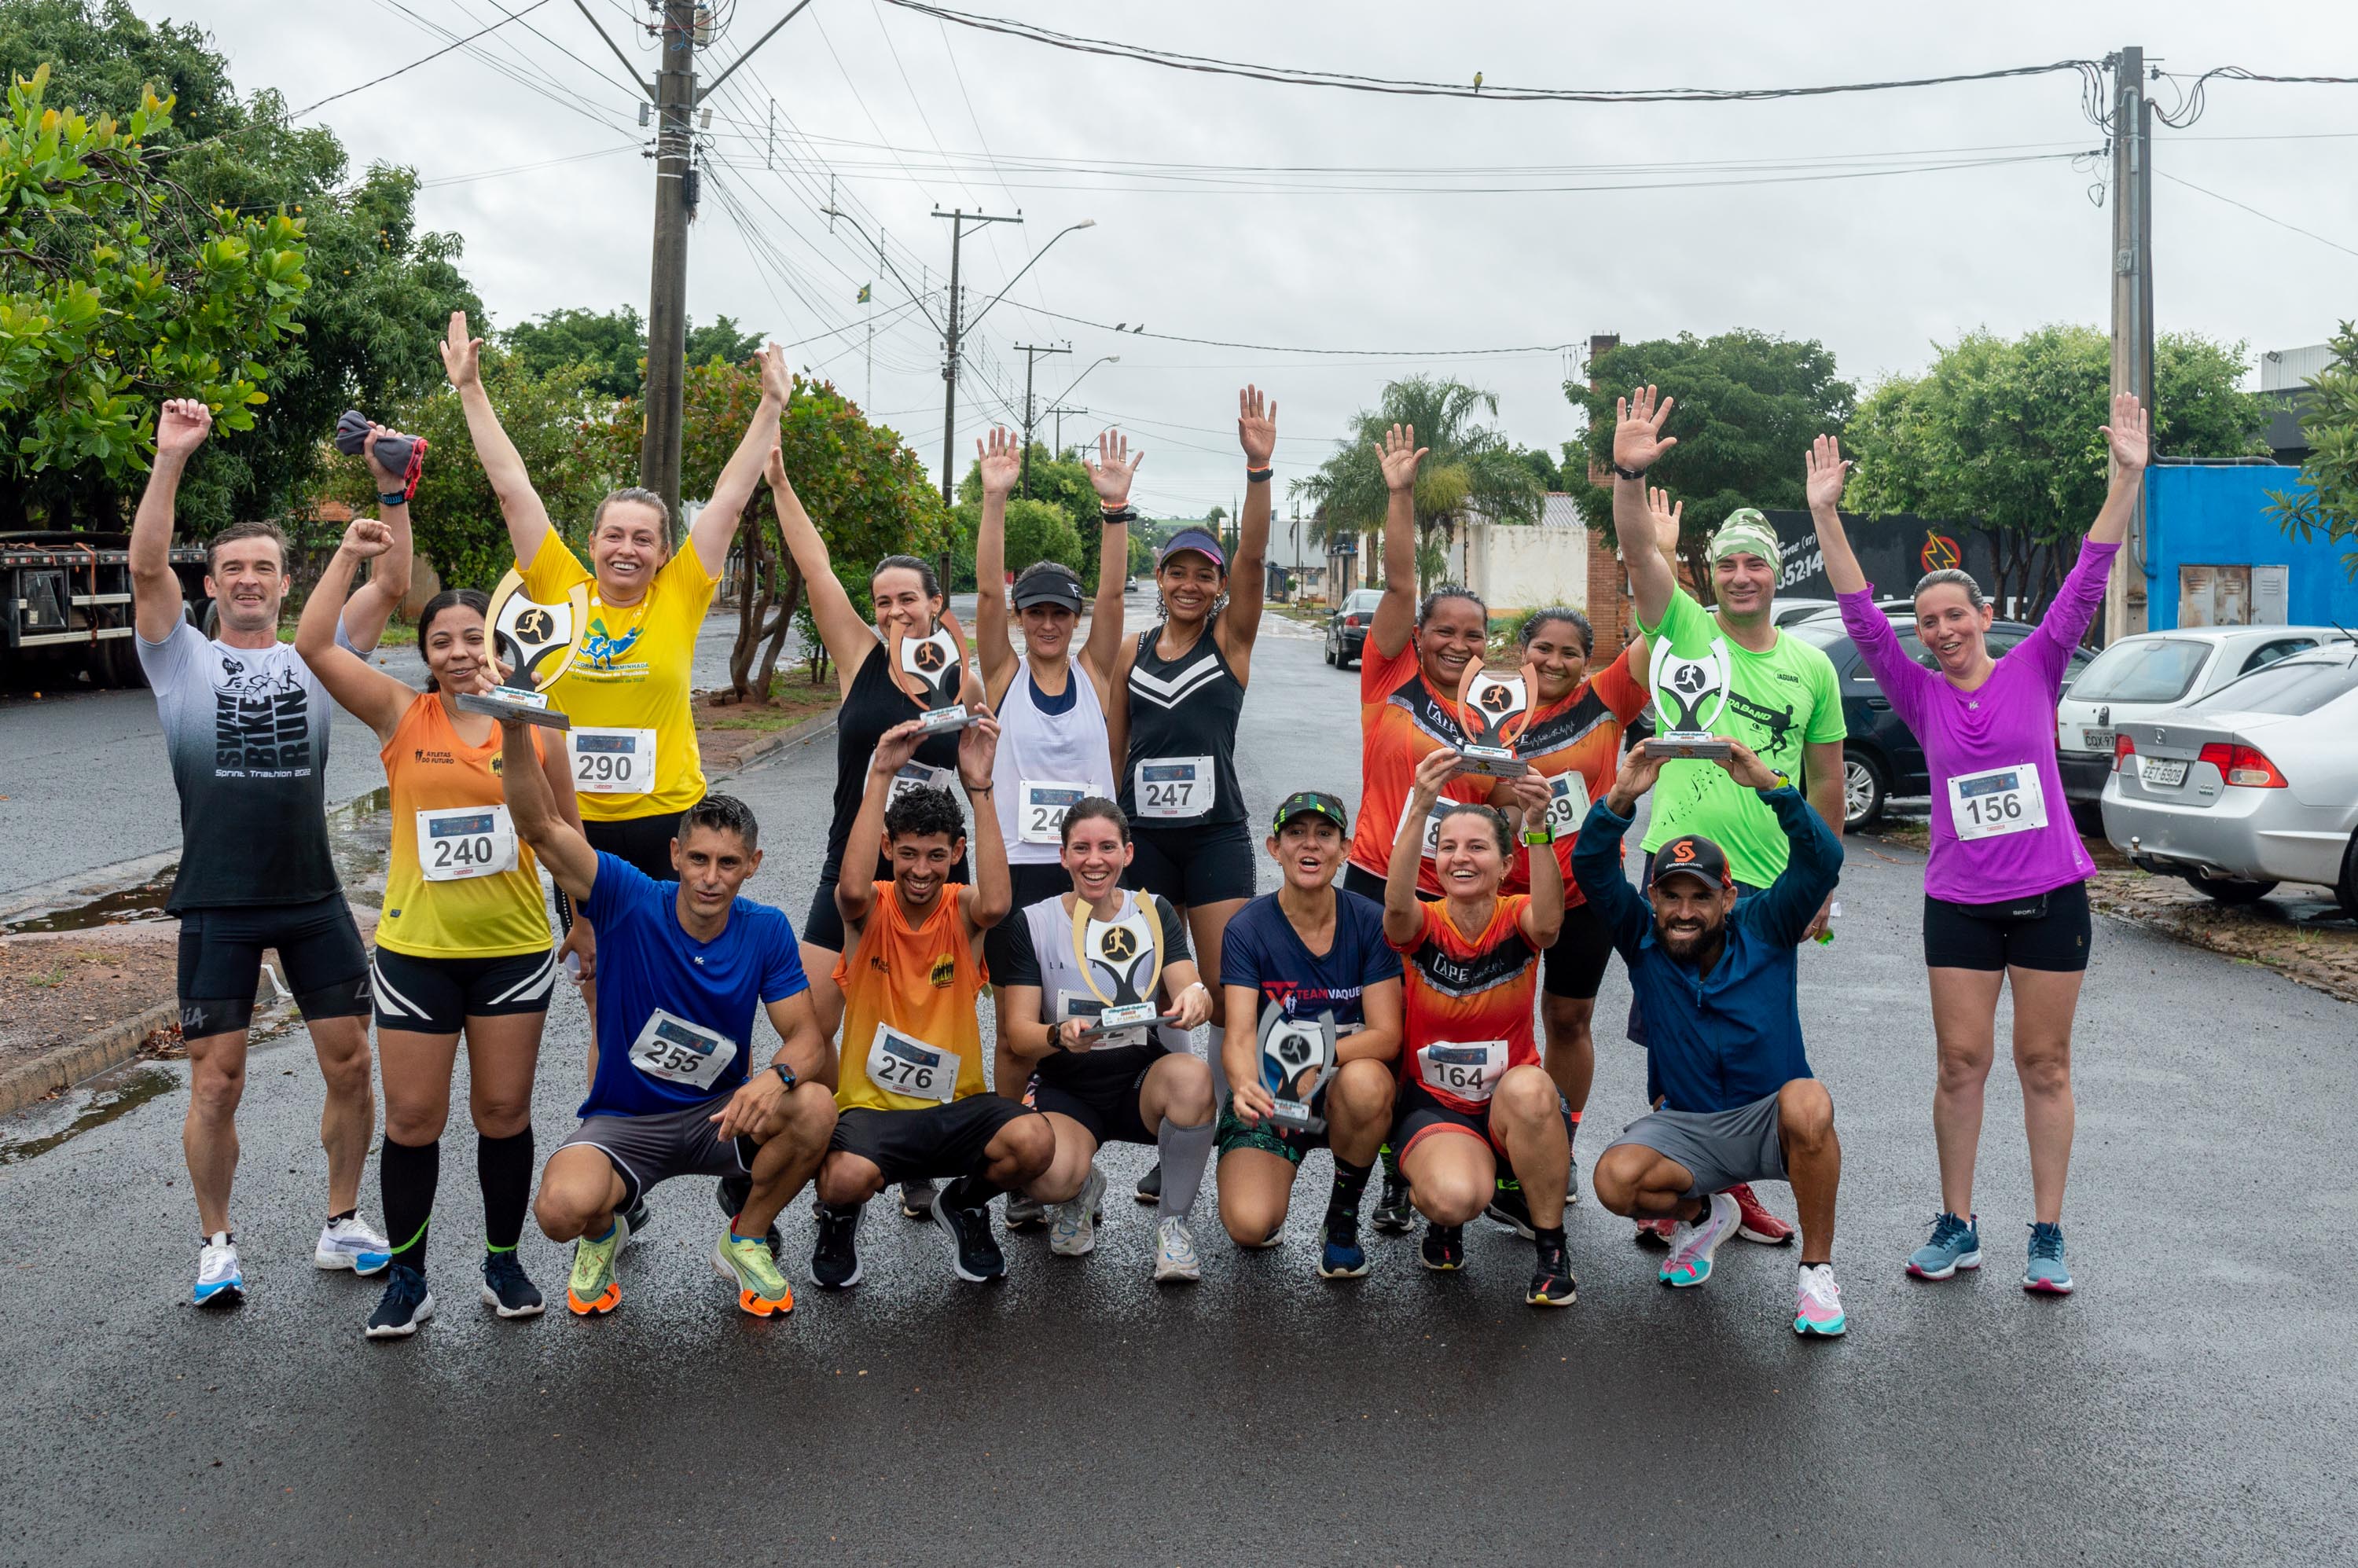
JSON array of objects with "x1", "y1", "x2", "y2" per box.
[{"x1": 964, "y1": 218, "x2": 1096, "y2": 337}]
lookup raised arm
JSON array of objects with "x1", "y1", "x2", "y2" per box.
[
  {"x1": 1504, "y1": 770, "x2": 1563, "y2": 950},
  {"x1": 340, "y1": 424, "x2": 417, "y2": 652},
  {"x1": 501, "y1": 712, "x2": 597, "y2": 905},
  {"x1": 131, "y1": 399, "x2": 209, "y2": 641},
  {"x1": 1385, "y1": 747, "x2": 1458, "y2": 947},
  {"x1": 956, "y1": 714, "x2": 1011, "y2": 937},
  {"x1": 765, "y1": 446, "x2": 876, "y2": 702},
  {"x1": 2088, "y1": 392, "x2": 2148, "y2": 548},
  {"x1": 687, "y1": 343, "x2": 791, "y2": 578},
  {"x1": 296, "y1": 517, "x2": 417, "y2": 740},
  {"x1": 835, "y1": 718, "x2": 927, "y2": 938},
  {"x1": 1215, "y1": 385, "x2": 1276, "y2": 674},
  {"x1": 1367, "y1": 422, "x2": 1427, "y2": 661},
  {"x1": 439, "y1": 310, "x2": 554, "y2": 568},
  {"x1": 973, "y1": 426, "x2": 1022, "y2": 689},
  {"x1": 1081, "y1": 428, "x2": 1140, "y2": 687},
  {"x1": 1804, "y1": 433, "x2": 1867, "y2": 596},
  {"x1": 1613, "y1": 387, "x2": 1681, "y2": 629},
  {"x1": 1581, "y1": 744, "x2": 1666, "y2": 955}
]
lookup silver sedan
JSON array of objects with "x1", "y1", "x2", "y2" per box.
[{"x1": 2102, "y1": 646, "x2": 2358, "y2": 913}]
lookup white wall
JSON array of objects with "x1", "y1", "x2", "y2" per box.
[{"x1": 1456, "y1": 518, "x2": 1589, "y2": 613}]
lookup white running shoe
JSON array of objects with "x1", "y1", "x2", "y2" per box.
[
  {"x1": 1049, "y1": 1166, "x2": 1107, "y2": 1258},
  {"x1": 1153, "y1": 1214, "x2": 1202, "y2": 1283},
  {"x1": 314, "y1": 1216, "x2": 392, "y2": 1276},
  {"x1": 194, "y1": 1232, "x2": 244, "y2": 1307},
  {"x1": 1794, "y1": 1262, "x2": 1848, "y2": 1337},
  {"x1": 1659, "y1": 1191, "x2": 1740, "y2": 1288}
]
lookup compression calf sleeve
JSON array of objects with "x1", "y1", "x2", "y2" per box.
[
  {"x1": 1327, "y1": 1155, "x2": 1374, "y2": 1235},
  {"x1": 380, "y1": 1136, "x2": 439, "y2": 1275},
  {"x1": 1155, "y1": 1116, "x2": 1215, "y2": 1221},
  {"x1": 476, "y1": 1128, "x2": 534, "y2": 1253},
  {"x1": 941, "y1": 1173, "x2": 1001, "y2": 1212}
]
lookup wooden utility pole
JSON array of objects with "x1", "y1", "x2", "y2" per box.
[
  {"x1": 931, "y1": 208, "x2": 1024, "y2": 505},
  {"x1": 2104, "y1": 46, "x2": 2156, "y2": 644},
  {"x1": 1015, "y1": 342, "x2": 1069, "y2": 497},
  {"x1": 637, "y1": 0, "x2": 699, "y2": 524}
]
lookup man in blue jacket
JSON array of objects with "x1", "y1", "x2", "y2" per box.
[{"x1": 1574, "y1": 740, "x2": 1848, "y2": 1338}]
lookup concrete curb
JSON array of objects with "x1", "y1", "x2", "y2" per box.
[
  {"x1": 0, "y1": 1001, "x2": 178, "y2": 1119},
  {"x1": 703, "y1": 707, "x2": 837, "y2": 777}
]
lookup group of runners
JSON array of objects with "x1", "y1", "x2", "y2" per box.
[{"x1": 127, "y1": 305, "x2": 2149, "y2": 1340}]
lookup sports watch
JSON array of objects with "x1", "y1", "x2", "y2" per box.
[
  {"x1": 1522, "y1": 825, "x2": 1556, "y2": 846},
  {"x1": 770, "y1": 1061, "x2": 799, "y2": 1091}
]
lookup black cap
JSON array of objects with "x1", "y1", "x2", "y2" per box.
[
  {"x1": 1011, "y1": 570, "x2": 1085, "y2": 613},
  {"x1": 1650, "y1": 833, "x2": 1733, "y2": 891},
  {"x1": 1271, "y1": 790, "x2": 1349, "y2": 835}
]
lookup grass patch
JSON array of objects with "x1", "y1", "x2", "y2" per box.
[{"x1": 696, "y1": 669, "x2": 839, "y2": 733}]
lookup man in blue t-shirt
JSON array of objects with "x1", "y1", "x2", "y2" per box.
[
  {"x1": 1214, "y1": 791, "x2": 1405, "y2": 1279},
  {"x1": 501, "y1": 720, "x2": 838, "y2": 1320}
]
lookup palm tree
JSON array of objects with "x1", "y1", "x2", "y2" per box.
[{"x1": 1292, "y1": 376, "x2": 1542, "y2": 597}]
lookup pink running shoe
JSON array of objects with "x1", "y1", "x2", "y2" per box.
[{"x1": 1660, "y1": 1192, "x2": 1739, "y2": 1287}]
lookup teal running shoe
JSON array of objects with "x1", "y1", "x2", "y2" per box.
[
  {"x1": 1906, "y1": 1211, "x2": 1982, "y2": 1280},
  {"x1": 2022, "y1": 1221, "x2": 2073, "y2": 1294}
]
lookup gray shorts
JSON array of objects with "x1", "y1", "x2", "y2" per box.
[
  {"x1": 1607, "y1": 1089, "x2": 1791, "y2": 1200},
  {"x1": 560, "y1": 1092, "x2": 753, "y2": 1210}
]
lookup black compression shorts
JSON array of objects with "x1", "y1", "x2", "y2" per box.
[
  {"x1": 1124, "y1": 819, "x2": 1256, "y2": 908},
  {"x1": 1541, "y1": 898, "x2": 1617, "y2": 1001},
  {"x1": 827, "y1": 1096, "x2": 1039, "y2": 1186},
  {"x1": 176, "y1": 894, "x2": 370, "y2": 1039},
  {"x1": 1029, "y1": 1044, "x2": 1165, "y2": 1149},
  {"x1": 1922, "y1": 881, "x2": 2091, "y2": 973},
  {"x1": 369, "y1": 946, "x2": 558, "y2": 1035}
]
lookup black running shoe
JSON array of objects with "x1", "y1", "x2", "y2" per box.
[
  {"x1": 933, "y1": 1199, "x2": 1007, "y2": 1282},
  {"x1": 620, "y1": 1195, "x2": 652, "y2": 1243},
  {"x1": 364, "y1": 1263, "x2": 435, "y2": 1340},
  {"x1": 1527, "y1": 1239, "x2": 1578, "y2": 1307},
  {"x1": 1371, "y1": 1170, "x2": 1416, "y2": 1235},
  {"x1": 898, "y1": 1179, "x2": 938, "y2": 1220},
  {"x1": 479, "y1": 1250, "x2": 545, "y2": 1319},
  {"x1": 810, "y1": 1201, "x2": 864, "y2": 1289},
  {"x1": 1134, "y1": 1162, "x2": 1162, "y2": 1206},
  {"x1": 1420, "y1": 1222, "x2": 1466, "y2": 1272},
  {"x1": 1484, "y1": 1177, "x2": 1535, "y2": 1239},
  {"x1": 715, "y1": 1174, "x2": 781, "y2": 1259}
]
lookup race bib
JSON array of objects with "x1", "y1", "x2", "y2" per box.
[
  {"x1": 887, "y1": 761, "x2": 958, "y2": 808},
  {"x1": 1396, "y1": 795, "x2": 1450, "y2": 861},
  {"x1": 627, "y1": 1008, "x2": 738, "y2": 1090},
  {"x1": 1543, "y1": 773, "x2": 1590, "y2": 839},
  {"x1": 1948, "y1": 763, "x2": 2048, "y2": 842},
  {"x1": 1019, "y1": 780, "x2": 1089, "y2": 846},
  {"x1": 1416, "y1": 1038, "x2": 1510, "y2": 1103},
  {"x1": 865, "y1": 1023, "x2": 961, "y2": 1104},
  {"x1": 415, "y1": 804, "x2": 518, "y2": 883},
  {"x1": 1133, "y1": 756, "x2": 1214, "y2": 820},
  {"x1": 571, "y1": 728, "x2": 656, "y2": 796}
]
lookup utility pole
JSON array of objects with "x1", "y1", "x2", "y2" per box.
[
  {"x1": 1015, "y1": 342, "x2": 1069, "y2": 497},
  {"x1": 2104, "y1": 45, "x2": 2155, "y2": 644},
  {"x1": 931, "y1": 207, "x2": 1024, "y2": 505},
  {"x1": 1047, "y1": 404, "x2": 1087, "y2": 456}
]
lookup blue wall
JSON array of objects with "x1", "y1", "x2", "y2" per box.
[{"x1": 2146, "y1": 465, "x2": 2358, "y2": 630}]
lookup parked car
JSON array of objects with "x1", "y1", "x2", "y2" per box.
[
  {"x1": 2101, "y1": 645, "x2": 2358, "y2": 913},
  {"x1": 1324, "y1": 587, "x2": 1384, "y2": 668},
  {"x1": 1775, "y1": 596, "x2": 1912, "y2": 627},
  {"x1": 2053, "y1": 626, "x2": 2350, "y2": 824}
]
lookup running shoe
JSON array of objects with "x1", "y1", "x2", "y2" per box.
[
  {"x1": 716, "y1": 1175, "x2": 780, "y2": 1260},
  {"x1": 1661, "y1": 1192, "x2": 1739, "y2": 1288},
  {"x1": 193, "y1": 1232, "x2": 243, "y2": 1309},
  {"x1": 1317, "y1": 1234, "x2": 1369, "y2": 1279},
  {"x1": 1526, "y1": 1239, "x2": 1577, "y2": 1307},
  {"x1": 1004, "y1": 1191, "x2": 1048, "y2": 1232},
  {"x1": 899, "y1": 1179, "x2": 937, "y2": 1221},
  {"x1": 1134, "y1": 1162, "x2": 1162, "y2": 1206},
  {"x1": 810, "y1": 1201, "x2": 864, "y2": 1290},
  {"x1": 1371, "y1": 1170, "x2": 1416, "y2": 1236},
  {"x1": 314, "y1": 1215, "x2": 392, "y2": 1276},
  {"x1": 619, "y1": 1195, "x2": 652, "y2": 1246},
  {"x1": 480, "y1": 1250, "x2": 544, "y2": 1319},
  {"x1": 933, "y1": 1195, "x2": 1007, "y2": 1283},
  {"x1": 566, "y1": 1225, "x2": 623, "y2": 1316},
  {"x1": 1794, "y1": 1262, "x2": 1847, "y2": 1337},
  {"x1": 1905, "y1": 1211, "x2": 1982, "y2": 1280},
  {"x1": 1419, "y1": 1222, "x2": 1466, "y2": 1272},
  {"x1": 1566, "y1": 1150, "x2": 1581, "y2": 1205},
  {"x1": 1633, "y1": 1217, "x2": 1676, "y2": 1248},
  {"x1": 1728, "y1": 1183, "x2": 1794, "y2": 1246},
  {"x1": 1049, "y1": 1167, "x2": 1107, "y2": 1258},
  {"x1": 1484, "y1": 1177, "x2": 1535, "y2": 1239},
  {"x1": 2022, "y1": 1221, "x2": 2073, "y2": 1295},
  {"x1": 363, "y1": 1264, "x2": 434, "y2": 1339},
  {"x1": 1152, "y1": 1215, "x2": 1202, "y2": 1283},
  {"x1": 711, "y1": 1227, "x2": 795, "y2": 1316}
]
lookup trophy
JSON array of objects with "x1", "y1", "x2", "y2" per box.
[
  {"x1": 1644, "y1": 635, "x2": 1734, "y2": 761},
  {"x1": 1258, "y1": 1001, "x2": 1338, "y2": 1133},
  {"x1": 459, "y1": 568, "x2": 582, "y2": 730},
  {"x1": 890, "y1": 611, "x2": 978, "y2": 734},
  {"x1": 1456, "y1": 657, "x2": 1535, "y2": 777},
  {"x1": 1071, "y1": 899, "x2": 1168, "y2": 1037}
]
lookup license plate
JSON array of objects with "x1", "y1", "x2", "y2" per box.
[
  {"x1": 2140, "y1": 758, "x2": 2187, "y2": 788},
  {"x1": 2081, "y1": 727, "x2": 2115, "y2": 752}
]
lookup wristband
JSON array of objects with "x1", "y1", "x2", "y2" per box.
[
  {"x1": 1244, "y1": 465, "x2": 1273, "y2": 484},
  {"x1": 964, "y1": 781, "x2": 994, "y2": 795},
  {"x1": 1522, "y1": 827, "x2": 1555, "y2": 847},
  {"x1": 378, "y1": 490, "x2": 410, "y2": 508},
  {"x1": 1099, "y1": 504, "x2": 1137, "y2": 526},
  {"x1": 1609, "y1": 461, "x2": 1648, "y2": 483}
]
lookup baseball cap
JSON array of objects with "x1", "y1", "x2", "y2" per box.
[
  {"x1": 1011, "y1": 569, "x2": 1085, "y2": 613},
  {"x1": 1708, "y1": 508, "x2": 1780, "y2": 564},
  {"x1": 1650, "y1": 833, "x2": 1733, "y2": 891},
  {"x1": 1271, "y1": 789, "x2": 1349, "y2": 835},
  {"x1": 1157, "y1": 527, "x2": 1226, "y2": 570}
]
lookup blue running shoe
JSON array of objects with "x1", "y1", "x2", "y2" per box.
[
  {"x1": 479, "y1": 1249, "x2": 545, "y2": 1319},
  {"x1": 2022, "y1": 1221, "x2": 2073, "y2": 1294},
  {"x1": 364, "y1": 1264, "x2": 435, "y2": 1340},
  {"x1": 1317, "y1": 1236, "x2": 1369, "y2": 1280},
  {"x1": 194, "y1": 1232, "x2": 243, "y2": 1308},
  {"x1": 1906, "y1": 1211, "x2": 1982, "y2": 1280}
]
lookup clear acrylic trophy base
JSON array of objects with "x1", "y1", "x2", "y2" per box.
[
  {"x1": 1097, "y1": 1003, "x2": 1160, "y2": 1030},
  {"x1": 1268, "y1": 1100, "x2": 1327, "y2": 1134},
  {"x1": 916, "y1": 704, "x2": 974, "y2": 734},
  {"x1": 457, "y1": 687, "x2": 571, "y2": 731},
  {"x1": 1644, "y1": 731, "x2": 1730, "y2": 761},
  {"x1": 1457, "y1": 744, "x2": 1526, "y2": 778}
]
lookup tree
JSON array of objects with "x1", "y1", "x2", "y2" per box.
[
  {"x1": 1847, "y1": 325, "x2": 2270, "y2": 616},
  {"x1": 2267, "y1": 319, "x2": 2358, "y2": 581},
  {"x1": 505, "y1": 305, "x2": 765, "y2": 402},
  {"x1": 1566, "y1": 329, "x2": 1853, "y2": 594},
  {"x1": 1293, "y1": 375, "x2": 1541, "y2": 596},
  {"x1": 957, "y1": 439, "x2": 1112, "y2": 586},
  {"x1": 1516, "y1": 444, "x2": 1566, "y2": 492},
  {"x1": 685, "y1": 314, "x2": 763, "y2": 369}
]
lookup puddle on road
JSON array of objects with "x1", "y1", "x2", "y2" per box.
[
  {"x1": 0, "y1": 1065, "x2": 178, "y2": 1165},
  {"x1": 3, "y1": 871, "x2": 177, "y2": 933}
]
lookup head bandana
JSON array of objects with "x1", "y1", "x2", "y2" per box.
[{"x1": 1708, "y1": 509, "x2": 1780, "y2": 566}]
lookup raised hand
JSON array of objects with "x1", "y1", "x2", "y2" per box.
[
  {"x1": 978, "y1": 426, "x2": 1023, "y2": 500},
  {"x1": 1645, "y1": 484, "x2": 1684, "y2": 556},
  {"x1": 1409, "y1": 743, "x2": 1460, "y2": 804},
  {"x1": 362, "y1": 422, "x2": 417, "y2": 491},
  {"x1": 1613, "y1": 384, "x2": 1677, "y2": 475},
  {"x1": 1507, "y1": 769, "x2": 1553, "y2": 823},
  {"x1": 870, "y1": 717, "x2": 927, "y2": 777},
  {"x1": 340, "y1": 516, "x2": 394, "y2": 560},
  {"x1": 957, "y1": 710, "x2": 1001, "y2": 790},
  {"x1": 1237, "y1": 385, "x2": 1277, "y2": 468},
  {"x1": 1805, "y1": 433, "x2": 1849, "y2": 515},
  {"x1": 2103, "y1": 391, "x2": 2149, "y2": 473},
  {"x1": 755, "y1": 341, "x2": 792, "y2": 402},
  {"x1": 440, "y1": 310, "x2": 483, "y2": 390},
  {"x1": 155, "y1": 398, "x2": 212, "y2": 461},
  {"x1": 1086, "y1": 427, "x2": 1143, "y2": 507},
  {"x1": 1375, "y1": 423, "x2": 1427, "y2": 494},
  {"x1": 1714, "y1": 740, "x2": 1780, "y2": 791},
  {"x1": 1606, "y1": 742, "x2": 1667, "y2": 814},
  {"x1": 762, "y1": 443, "x2": 788, "y2": 492}
]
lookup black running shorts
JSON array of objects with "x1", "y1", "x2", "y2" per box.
[
  {"x1": 1029, "y1": 1044, "x2": 1164, "y2": 1150},
  {"x1": 369, "y1": 946, "x2": 558, "y2": 1035},
  {"x1": 1922, "y1": 880, "x2": 2091, "y2": 973},
  {"x1": 827, "y1": 1096, "x2": 1038, "y2": 1186},
  {"x1": 1541, "y1": 898, "x2": 1617, "y2": 1001},
  {"x1": 1339, "y1": 862, "x2": 1439, "y2": 906},
  {"x1": 1124, "y1": 819, "x2": 1256, "y2": 908},
  {"x1": 175, "y1": 894, "x2": 370, "y2": 1039}
]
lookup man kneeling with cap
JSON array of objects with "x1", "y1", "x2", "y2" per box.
[{"x1": 1574, "y1": 740, "x2": 1849, "y2": 1337}]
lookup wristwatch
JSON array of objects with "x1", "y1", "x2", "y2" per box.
[
  {"x1": 1522, "y1": 825, "x2": 1556, "y2": 846},
  {"x1": 378, "y1": 490, "x2": 410, "y2": 508},
  {"x1": 770, "y1": 1061, "x2": 798, "y2": 1091},
  {"x1": 1099, "y1": 504, "x2": 1138, "y2": 526},
  {"x1": 1608, "y1": 461, "x2": 1647, "y2": 483}
]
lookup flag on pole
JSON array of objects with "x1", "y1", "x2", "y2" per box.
[{"x1": 857, "y1": 283, "x2": 872, "y2": 304}]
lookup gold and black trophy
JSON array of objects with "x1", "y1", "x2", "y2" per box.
[
  {"x1": 1070, "y1": 898, "x2": 1170, "y2": 1041},
  {"x1": 458, "y1": 568, "x2": 583, "y2": 731}
]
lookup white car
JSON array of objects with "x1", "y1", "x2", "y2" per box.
[{"x1": 2055, "y1": 626, "x2": 2350, "y2": 824}]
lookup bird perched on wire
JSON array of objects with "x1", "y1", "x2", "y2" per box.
[{"x1": 1473, "y1": 71, "x2": 1483, "y2": 94}]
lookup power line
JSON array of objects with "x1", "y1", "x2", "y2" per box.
[
  {"x1": 289, "y1": 0, "x2": 554, "y2": 118},
  {"x1": 2158, "y1": 171, "x2": 2358, "y2": 261},
  {"x1": 987, "y1": 302, "x2": 1573, "y2": 358}
]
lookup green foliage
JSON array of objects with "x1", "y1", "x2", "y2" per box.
[
  {"x1": 2267, "y1": 321, "x2": 2358, "y2": 580},
  {"x1": 957, "y1": 439, "x2": 1111, "y2": 587},
  {"x1": 503, "y1": 304, "x2": 766, "y2": 402},
  {"x1": 685, "y1": 314, "x2": 763, "y2": 369},
  {"x1": 1516, "y1": 444, "x2": 1566, "y2": 492},
  {"x1": 1847, "y1": 324, "x2": 2270, "y2": 611}
]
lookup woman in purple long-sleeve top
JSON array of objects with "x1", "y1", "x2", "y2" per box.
[{"x1": 1806, "y1": 395, "x2": 2150, "y2": 1298}]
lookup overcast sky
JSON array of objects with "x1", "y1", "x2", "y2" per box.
[{"x1": 172, "y1": 1, "x2": 2357, "y2": 523}]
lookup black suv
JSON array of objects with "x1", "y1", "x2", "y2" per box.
[{"x1": 1324, "y1": 588, "x2": 1384, "y2": 668}]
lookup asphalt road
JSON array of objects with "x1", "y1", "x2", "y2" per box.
[{"x1": 2, "y1": 608, "x2": 2352, "y2": 1564}]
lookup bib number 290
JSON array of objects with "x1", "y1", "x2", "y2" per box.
[{"x1": 571, "y1": 729, "x2": 656, "y2": 796}]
